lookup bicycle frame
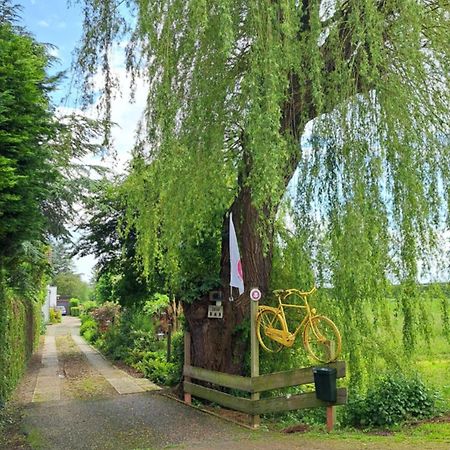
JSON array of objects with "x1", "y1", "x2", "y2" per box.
[{"x1": 261, "y1": 288, "x2": 317, "y2": 347}]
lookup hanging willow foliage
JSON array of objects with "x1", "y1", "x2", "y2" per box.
[{"x1": 75, "y1": 0, "x2": 450, "y2": 381}]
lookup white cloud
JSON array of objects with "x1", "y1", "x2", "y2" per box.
[
  {"x1": 59, "y1": 41, "x2": 148, "y2": 173},
  {"x1": 73, "y1": 250, "x2": 96, "y2": 283},
  {"x1": 83, "y1": 45, "x2": 148, "y2": 173},
  {"x1": 38, "y1": 19, "x2": 49, "y2": 27},
  {"x1": 48, "y1": 47, "x2": 59, "y2": 58}
]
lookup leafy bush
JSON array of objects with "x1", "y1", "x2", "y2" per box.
[
  {"x1": 69, "y1": 298, "x2": 80, "y2": 308},
  {"x1": 170, "y1": 331, "x2": 184, "y2": 385},
  {"x1": 70, "y1": 306, "x2": 80, "y2": 316},
  {"x1": 81, "y1": 303, "x2": 181, "y2": 387},
  {"x1": 90, "y1": 301, "x2": 121, "y2": 332},
  {"x1": 99, "y1": 308, "x2": 160, "y2": 360},
  {"x1": 143, "y1": 293, "x2": 169, "y2": 316},
  {"x1": 344, "y1": 374, "x2": 438, "y2": 427},
  {"x1": 80, "y1": 315, "x2": 98, "y2": 343},
  {"x1": 134, "y1": 351, "x2": 177, "y2": 385},
  {"x1": 49, "y1": 308, "x2": 62, "y2": 324},
  {"x1": 97, "y1": 322, "x2": 130, "y2": 361},
  {"x1": 81, "y1": 300, "x2": 97, "y2": 313}
]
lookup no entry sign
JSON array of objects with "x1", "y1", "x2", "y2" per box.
[{"x1": 250, "y1": 288, "x2": 262, "y2": 302}]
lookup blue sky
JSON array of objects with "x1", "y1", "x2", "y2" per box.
[{"x1": 17, "y1": 0, "x2": 84, "y2": 104}]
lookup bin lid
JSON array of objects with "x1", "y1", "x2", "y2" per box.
[{"x1": 313, "y1": 366, "x2": 337, "y2": 375}]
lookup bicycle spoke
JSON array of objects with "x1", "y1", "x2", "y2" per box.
[
  {"x1": 304, "y1": 316, "x2": 341, "y2": 363},
  {"x1": 257, "y1": 309, "x2": 284, "y2": 353}
]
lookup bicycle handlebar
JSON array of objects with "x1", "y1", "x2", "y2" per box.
[{"x1": 273, "y1": 286, "x2": 317, "y2": 297}]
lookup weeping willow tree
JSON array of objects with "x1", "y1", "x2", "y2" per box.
[{"x1": 75, "y1": 0, "x2": 450, "y2": 375}]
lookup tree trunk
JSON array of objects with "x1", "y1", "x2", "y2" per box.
[{"x1": 183, "y1": 185, "x2": 276, "y2": 374}]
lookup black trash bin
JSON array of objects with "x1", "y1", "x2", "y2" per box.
[{"x1": 313, "y1": 367, "x2": 337, "y2": 403}]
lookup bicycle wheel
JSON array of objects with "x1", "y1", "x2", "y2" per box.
[
  {"x1": 303, "y1": 315, "x2": 341, "y2": 363},
  {"x1": 257, "y1": 309, "x2": 284, "y2": 353}
]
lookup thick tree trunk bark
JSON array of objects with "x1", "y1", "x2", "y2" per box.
[{"x1": 183, "y1": 186, "x2": 274, "y2": 374}]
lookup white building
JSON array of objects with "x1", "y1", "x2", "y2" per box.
[{"x1": 42, "y1": 286, "x2": 57, "y2": 323}]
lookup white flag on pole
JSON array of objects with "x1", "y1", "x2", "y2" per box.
[{"x1": 229, "y1": 213, "x2": 244, "y2": 295}]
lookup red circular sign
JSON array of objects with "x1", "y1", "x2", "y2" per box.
[{"x1": 250, "y1": 288, "x2": 261, "y2": 301}]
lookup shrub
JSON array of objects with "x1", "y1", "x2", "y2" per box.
[
  {"x1": 170, "y1": 331, "x2": 184, "y2": 385},
  {"x1": 69, "y1": 298, "x2": 80, "y2": 308},
  {"x1": 81, "y1": 300, "x2": 97, "y2": 313},
  {"x1": 91, "y1": 302, "x2": 121, "y2": 333},
  {"x1": 81, "y1": 304, "x2": 182, "y2": 387},
  {"x1": 49, "y1": 308, "x2": 62, "y2": 324},
  {"x1": 97, "y1": 322, "x2": 130, "y2": 360},
  {"x1": 80, "y1": 315, "x2": 98, "y2": 343},
  {"x1": 83, "y1": 328, "x2": 98, "y2": 343},
  {"x1": 344, "y1": 373, "x2": 438, "y2": 427},
  {"x1": 134, "y1": 351, "x2": 177, "y2": 385},
  {"x1": 98, "y1": 308, "x2": 159, "y2": 361},
  {"x1": 70, "y1": 306, "x2": 80, "y2": 316}
]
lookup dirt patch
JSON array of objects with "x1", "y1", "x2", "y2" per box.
[
  {"x1": 0, "y1": 402, "x2": 30, "y2": 449},
  {"x1": 55, "y1": 335, "x2": 117, "y2": 400},
  {"x1": 163, "y1": 391, "x2": 254, "y2": 427},
  {"x1": 412, "y1": 414, "x2": 450, "y2": 425},
  {"x1": 202, "y1": 405, "x2": 253, "y2": 427},
  {"x1": 282, "y1": 423, "x2": 311, "y2": 433}
]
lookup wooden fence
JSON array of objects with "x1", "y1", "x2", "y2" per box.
[{"x1": 183, "y1": 331, "x2": 347, "y2": 429}]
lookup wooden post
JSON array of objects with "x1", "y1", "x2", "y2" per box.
[
  {"x1": 326, "y1": 405, "x2": 336, "y2": 432},
  {"x1": 184, "y1": 331, "x2": 192, "y2": 404},
  {"x1": 250, "y1": 299, "x2": 260, "y2": 428},
  {"x1": 325, "y1": 341, "x2": 336, "y2": 432},
  {"x1": 166, "y1": 323, "x2": 172, "y2": 362}
]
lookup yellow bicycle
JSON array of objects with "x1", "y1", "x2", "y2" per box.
[{"x1": 256, "y1": 287, "x2": 342, "y2": 363}]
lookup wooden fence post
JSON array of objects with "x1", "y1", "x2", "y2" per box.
[
  {"x1": 166, "y1": 323, "x2": 172, "y2": 362},
  {"x1": 250, "y1": 299, "x2": 260, "y2": 428},
  {"x1": 326, "y1": 405, "x2": 336, "y2": 432},
  {"x1": 184, "y1": 331, "x2": 192, "y2": 404}
]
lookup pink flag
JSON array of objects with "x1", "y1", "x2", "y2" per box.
[{"x1": 229, "y1": 213, "x2": 244, "y2": 295}]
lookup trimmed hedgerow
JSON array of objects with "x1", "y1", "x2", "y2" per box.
[
  {"x1": 70, "y1": 306, "x2": 81, "y2": 316},
  {"x1": 0, "y1": 287, "x2": 41, "y2": 404}
]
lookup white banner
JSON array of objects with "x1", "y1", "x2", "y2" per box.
[{"x1": 229, "y1": 213, "x2": 244, "y2": 295}]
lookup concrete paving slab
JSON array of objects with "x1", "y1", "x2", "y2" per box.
[
  {"x1": 23, "y1": 392, "x2": 248, "y2": 450},
  {"x1": 32, "y1": 336, "x2": 60, "y2": 403},
  {"x1": 71, "y1": 333, "x2": 160, "y2": 394}
]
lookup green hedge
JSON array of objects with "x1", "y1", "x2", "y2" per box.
[
  {"x1": 69, "y1": 298, "x2": 80, "y2": 308},
  {"x1": 0, "y1": 286, "x2": 41, "y2": 404},
  {"x1": 70, "y1": 306, "x2": 80, "y2": 316}
]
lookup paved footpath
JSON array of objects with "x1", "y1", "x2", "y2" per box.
[
  {"x1": 31, "y1": 317, "x2": 158, "y2": 402},
  {"x1": 16, "y1": 318, "x2": 450, "y2": 450},
  {"x1": 22, "y1": 317, "x2": 250, "y2": 450},
  {"x1": 32, "y1": 336, "x2": 60, "y2": 402}
]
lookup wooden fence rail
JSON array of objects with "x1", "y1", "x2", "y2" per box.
[
  {"x1": 183, "y1": 331, "x2": 347, "y2": 429},
  {"x1": 183, "y1": 361, "x2": 346, "y2": 394}
]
